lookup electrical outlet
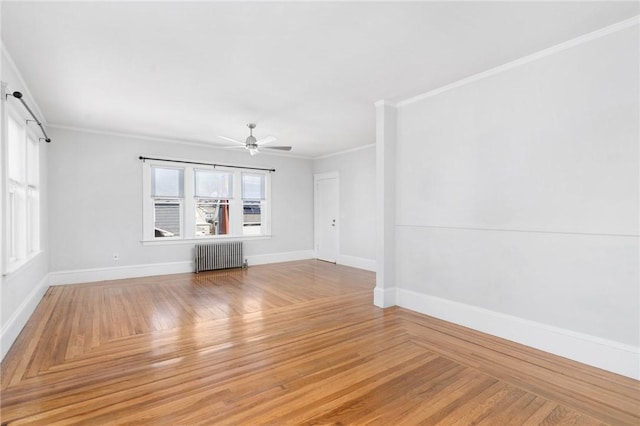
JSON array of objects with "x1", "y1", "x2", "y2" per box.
[{"x1": 113, "y1": 253, "x2": 119, "y2": 261}]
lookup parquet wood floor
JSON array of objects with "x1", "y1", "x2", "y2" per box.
[{"x1": 1, "y1": 260, "x2": 638, "y2": 425}]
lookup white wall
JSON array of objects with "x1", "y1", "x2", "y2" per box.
[
  {"x1": 392, "y1": 23, "x2": 639, "y2": 377},
  {"x1": 0, "y1": 48, "x2": 50, "y2": 360},
  {"x1": 47, "y1": 127, "x2": 314, "y2": 282},
  {"x1": 313, "y1": 145, "x2": 376, "y2": 271}
]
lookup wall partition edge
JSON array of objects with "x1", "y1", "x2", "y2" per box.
[{"x1": 387, "y1": 17, "x2": 640, "y2": 380}]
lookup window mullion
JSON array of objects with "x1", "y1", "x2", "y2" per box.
[
  {"x1": 23, "y1": 128, "x2": 29, "y2": 255},
  {"x1": 183, "y1": 165, "x2": 195, "y2": 239},
  {"x1": 142, "y1": 162, "x2": 153, "y2": 240},
  {"x1": 230, "y1": 171, "x2": 242, "y2": 236},
  {"x1": 263, "y1": 175, "x2": 271, "y2": 235}
]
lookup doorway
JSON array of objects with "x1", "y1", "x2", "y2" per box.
[{"x1": 314, "y1": 172, "x2": 339, "y2": 263}]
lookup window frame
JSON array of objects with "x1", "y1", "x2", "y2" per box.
[
  {"x1": 142, "y1": 158, "x2": 272, "y2": 244},
  {"x1": 149, "y1": 165, "x2": 185, "y2": 240},
  {"x1": 3, "y1": 102, "x2": 41, "y2": 275},
  {"x1": 241, "y1": 172, "x2": 268, "y2": 236}
]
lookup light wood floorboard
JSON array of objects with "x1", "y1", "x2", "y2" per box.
[{"x1": 1, "y1": 260, "x2": 638, "y2": 425}]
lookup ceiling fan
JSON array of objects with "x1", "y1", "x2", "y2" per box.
[{"x1": 219, "y1": 123, "x2": 292, "y2": 156}]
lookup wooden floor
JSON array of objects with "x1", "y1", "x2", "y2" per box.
[{"x1": 1, "y1": 260, "x2": 638, "y2": 425}]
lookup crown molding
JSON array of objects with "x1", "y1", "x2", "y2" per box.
[
  {"x1": 374, "y1": 99, "x2": 398, "y2": 108},
  {"x1": 313, "y1": 143, "x2": 375, "y2": 160},
  {"x1": 1, "y1": 43, "x2": 48, "y2": 124},
  {"x1": 47, "y1": 124, "x2": 314, "y2": 160},
  {"x1": 397, "y1": 15, "x2": 640, "y2": 107}
]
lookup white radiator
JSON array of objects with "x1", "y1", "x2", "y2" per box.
[{"x1": 195, "y1": 242, "x2": 244, "y2": 273}]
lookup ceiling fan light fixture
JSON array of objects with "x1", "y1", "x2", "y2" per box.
[{"x1": 219, "y1": 123, "x2": 291, "y2": 155}]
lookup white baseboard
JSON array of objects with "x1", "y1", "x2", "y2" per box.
[
  {"x1": 49, "y1": 261, "x2": 194, "y2": 286},
  {"x1": 246, "y1": 250, "x2": 314, "y2": 266},
  {"x1": 374, "y1": 286, "x2": 396, "y2": 308},
  {"x1": 338, "y1": 254, "x2": 376, "y2": 272},
  {"x1": 48, "y1": 250, "x2": 316, "y2": 286},
  {"x1": 396, "y1": 288, "x2": 640, "y2": 380},
  {"x1": 1, "y1": 275, "x2": 49, "y2": 360}
]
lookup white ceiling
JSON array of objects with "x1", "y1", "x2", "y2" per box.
[{"x1": 2, "y1": 1, "x2": 638, "y2": 158}]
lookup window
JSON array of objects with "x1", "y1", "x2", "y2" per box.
[
  {"x1": 195, "y1": 169, "x2": 232, "y2": 236},
  {"x1": 242, "y1": 173, "x2": 265, "y2": 236},
  {"x1": 142, "y1": 160, "x2": 271, "y2": 242},
  {"x1": 4, "y1": 106, "x2": 40, "y2": 272},
  {"x1": 151, "y1": 166, "x2": 184, "y2": 238}
]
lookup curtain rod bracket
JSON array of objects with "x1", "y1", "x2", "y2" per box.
[{"x1": 7, "y1": 91, "x2": 52, "y2": 143}]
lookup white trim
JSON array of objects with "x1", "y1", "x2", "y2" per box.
[
  {"x1": 397, "y1": 15, "x2": 640, "y2": 107},
  {"x1": 0, "y1": 274, "x2": 48, "y2": 361},
  {"x1": 49, "y1": 124, "x2": 313, "y2": 160},
  {"x1": 245, "y1": 249, "x2": 314, "y2": 266},
  {"x1": 48, "y1": 250, "x2": 315, "y2": 285},
  {"x1": 395, "y1": 223, "x2": 639, "y2": 238},
  {"x1": 2, "y1": 250, "x2": 43, "y2": 277},
  {"x1": 0, "y1": 45, "x2": 48, "y2": 124},
  {"x1": 48, "y1": 261, "x2": 194, "y2": 286},
  {"x1": 313, "y1": 171, "x2": 339, "y2": 180},
  {"x1": 141, "y1": 235, "x2": 272, "y2": 246},
  {"x1": 374, "y1": 99, "x2": 398, "y2": 108},
  {"x1": 338, "y1": 254, "x2": 376, "y2": 272},
  {"x1": 313, "y1": 143, "x2": 375, "y2": 160},
  {"x1": 396, "y1": 288, "x2": 640, "y2": 380},
  {"x1": 1, "y1": 82, "x2": 6, "y2": 279},
  {"x1": 314, "y1": 172, "x2": 340, "y2": 263},
  {"x1": 374, "y1": 286, "x2": 396, "y2": 308}
]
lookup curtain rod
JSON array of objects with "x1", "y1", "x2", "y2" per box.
[
  {"x1": 6, "y1": 91, "x2": 51, "y2": 143},
  {"x1": 138, "y1": 156, "x2": 276, "y2": 172}
]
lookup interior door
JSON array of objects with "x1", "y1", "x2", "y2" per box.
[{"x1": 314, "y1": 174, "x2": 338, "y2": 263}]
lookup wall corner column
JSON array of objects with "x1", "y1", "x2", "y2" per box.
[{"x1": 374, "y1": 100, "x2": 397, "y2": 308}]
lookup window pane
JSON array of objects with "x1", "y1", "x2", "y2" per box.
[
  {"x1": 9, "y1": 183, "x2": 26, "y2": 259},
  {"x1": 8, "y1": 115, "x2": 25, "y2": 183},
  {"x1": 195, "y1": 170, "x2": 232, "y2": 198},
  {"x1": 154, "y1": 201, "x2": 181, "y2": 237},
  {"x1": 242, "y1": 173, "x2": 265, "y2": 200},
  {"x1": 151, "y1": 167, "x2": 184, "y2": 198},
  {"x1": 27, "y1": 136, "x2": 39, "y2": 186},
  {"x1": 196, "y1": 199, "x2": 230, "y2": 236},
  {"x1": 28, "y1": 188, "x2": 39, "y2": 253},
  {"x1": 243, "y1": 200, "x2": 262, "y2": 235}
]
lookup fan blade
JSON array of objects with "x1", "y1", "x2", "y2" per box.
[
  {"x1": 249, "y1": 148, "x2": 259, "y2": 156},
  {"x1": 218, "y1": 135, "x2": 245, "y2": 145},
  {"x1": 223, "y1": 145, "x2": 247, "y2": 149},
  {"x1": 256, "y1": 136, "x2": 277, "y2": 146},
  {"x1": 263, "y1": 146, "x2": 292, "y2": 151}
]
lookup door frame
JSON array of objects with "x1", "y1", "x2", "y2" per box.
[{"x1": 314, "y1": 171, "x2": 339, "y2": 262}]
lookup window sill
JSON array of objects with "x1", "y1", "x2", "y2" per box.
[
  {"x1": 3, "y1": 250, "x2": 43, "y2": 277},
  {"x1": 141, "y1": 235, "x2": 272, "y2": 246}
]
